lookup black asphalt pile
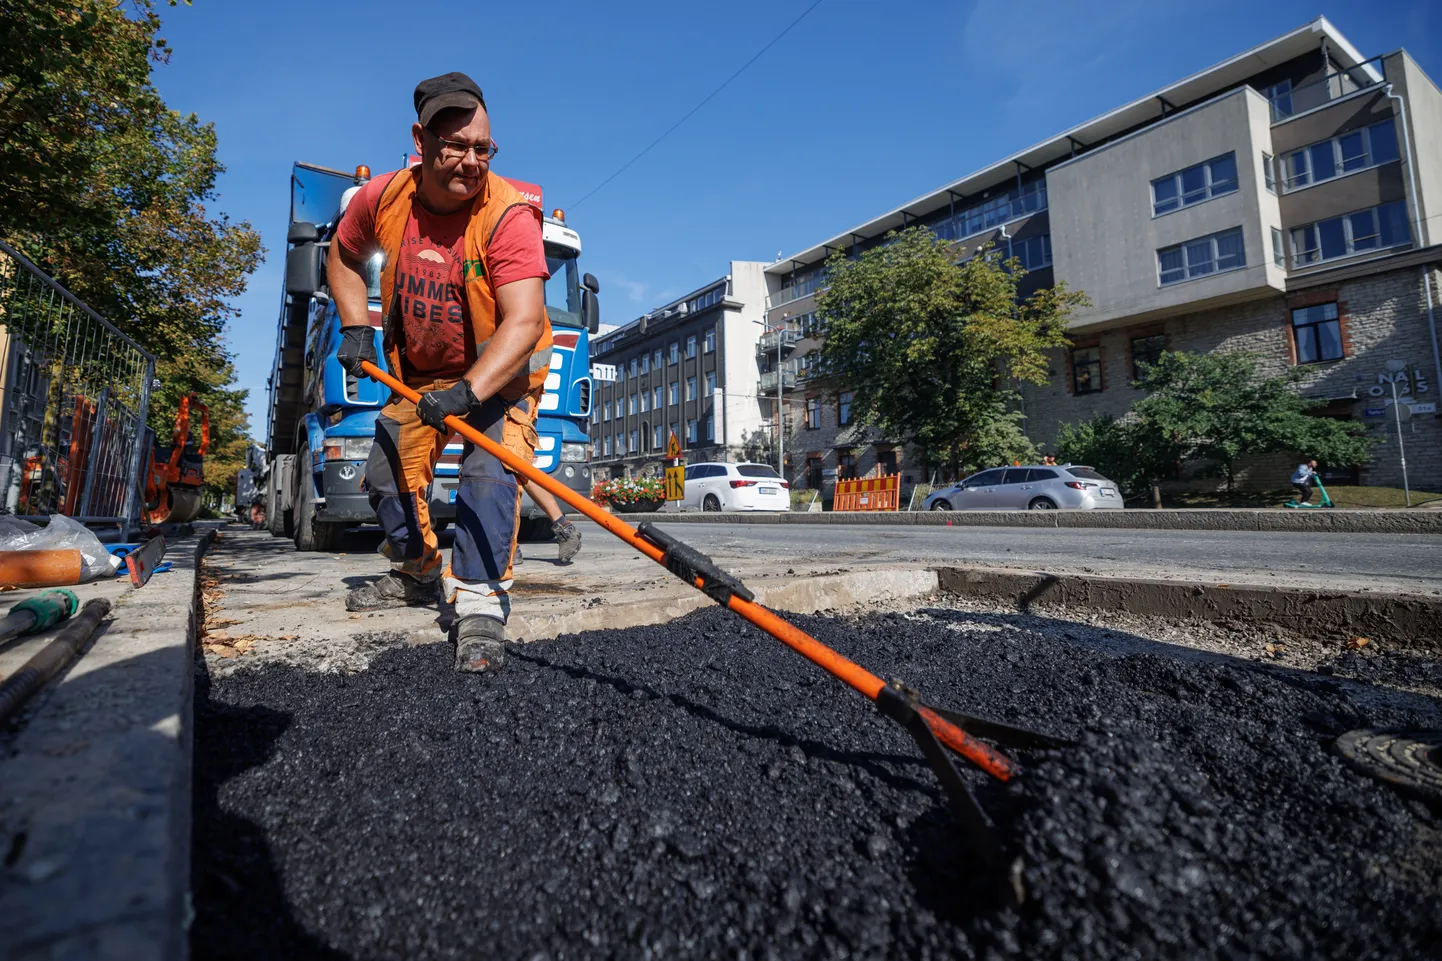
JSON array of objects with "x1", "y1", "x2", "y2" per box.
[{"x1": 192, "y1": 608, "x2": 1442, "y2": 961}]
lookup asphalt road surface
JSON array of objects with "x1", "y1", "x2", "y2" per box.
[{"x1": 536, "y1": 520, "x2": 1442, "y2": 595}]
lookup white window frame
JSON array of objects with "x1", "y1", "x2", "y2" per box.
[
  {"x1": 703, "y1": 328, "x2": 715, "y2": 353},
  {"x1": 628, "y1": 394, "x2": 636, "y2": 416},
  {"x1": 639, "y1": 392, "x2": 648, "y2": 413},
  {"x1": 1281, "y1": 119, "x2": 1399, "y2": 192},
  {"x1": 668, "y1": 342, "x2": 679, "y2": 364},
  {"x1": 1157, "y1": 227, "x2": 1246, "y2": 286},
  {"x1": 652, "y1": 386, "x2": 661, "y2": 409},
  {"x1": 686, "y1": 419, "x2": 698, "y2": 444},
  {"x1": 1271, "y1": 227, "x2": 1285, "y2": 268},
  {"x1": 685, "y1": 377, "x2": 697, "y2": 401},
  {"x1": 1152, "y1": 153, "x2": 1238, "y2": 216},
  {"x1": 705, "y1": 371, "x2": 716, "y2": 395},
  {"x1": 1290, "y1": 201, "x2": 1411, "y2": 269},
  {"x1": 603, "y1": 436, "x2": 612, "y2": 456},
  {"x1": 603, "y1": 400, "x2": 611, "y2": 422},
  {"x1": 1263, "y1": 152, "x2": 1276, "y2": 194},
  {"x1": 668, "y1": 382, "x2": 679, "y2": 405},
  {"x1": 653, "y1": 425, "x2": 663, "y2": 448},
  {"x1": 685, "y1": 335, "x2": 697, "y2": 359}
]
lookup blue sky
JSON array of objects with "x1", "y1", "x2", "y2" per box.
[{"x1": 147, "y1": 0, "x2": 1441, "y2": 436}]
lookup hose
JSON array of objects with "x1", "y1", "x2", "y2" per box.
[{"x1": 0, "y1": 598, "x2": 112, "y2": 726}]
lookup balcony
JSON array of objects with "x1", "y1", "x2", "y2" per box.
[
  {"x1": 758, "y1": 364, "x2": 799, "y2": 394},
  {"x1": 758, "y1": 324, "x2": 802, "y2": 356},
  {"x1": 771, "y1": 272, "x2": 826, "y2": 308},
  {"x1": 1268, "y1": 56, "x2": 1384, "y2": 122}
]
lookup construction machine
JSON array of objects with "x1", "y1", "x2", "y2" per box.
[{"x1": 145, "y1": 393, "x2": 209, "y2": 524}]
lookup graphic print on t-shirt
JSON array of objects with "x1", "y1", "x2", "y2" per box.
[{"x1": 392, "y1": 209, "x2": 470, "y2": 379}]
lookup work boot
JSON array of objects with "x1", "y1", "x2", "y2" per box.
[
  {"x1": 513, "y1": 544, "x2": 524, "y2": 567},
  {"x1": 344, "y1": 571, "x2": 439, "y2": 612},
  {"x1": 552, "y1": 517, "x2": 582, "y2": 564},
  {"x1": 453, "y1": 615, "x2": 506, "y2": 673}
]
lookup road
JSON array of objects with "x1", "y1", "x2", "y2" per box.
[{"x1": 565, "y1": 519, "x2": 1442, "y2": 595}]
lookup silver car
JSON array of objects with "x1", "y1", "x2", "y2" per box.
[{"x1": 924, "y1": 464, "x2": 1124, "y2": 511}]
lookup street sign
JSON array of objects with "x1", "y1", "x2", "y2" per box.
[
  {"x1": 664, "y1": 465, "x2": 685, "y2": 501},
  {"x1": 1411, "y1": 402, "x2": 1437, "y2": 414},
  {"x1": 667, "y1": 432, "x2": 682, "y2": 460}
]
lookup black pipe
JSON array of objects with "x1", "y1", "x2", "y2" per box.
[{"x1": 0, "y1": 598, "x2": 111, "y2": 726}]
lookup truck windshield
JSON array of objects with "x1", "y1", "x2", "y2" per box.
[{"x1": 545, "y1": 245, "x2": 582, "y2": 328}]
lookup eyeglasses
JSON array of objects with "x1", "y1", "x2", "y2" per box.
[{"x1": 429, "y1": 131, "x2": 499, "y2": 162}]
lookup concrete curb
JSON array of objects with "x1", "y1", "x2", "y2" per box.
[
  {"x1": 0, "y1": 528, "x2": 216, "y2": 961},
  {"x1": 934, "y1": 565, "x2": 1442, "y2": 651},
  {"x1": 508, "y1": 568, "x2": 940, "y2": 642},
  {"x1": 611, "y1": 508, "x2": 1442, "y2": 534}
]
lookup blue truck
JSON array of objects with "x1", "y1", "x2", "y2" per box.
[{"x1": 263, "y1": 161, "x2": 599, "y2": 552}]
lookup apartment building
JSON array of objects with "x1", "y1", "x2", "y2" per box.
[
  {"x1": 762, "y1": 17, "x2": 1442, "y2": 491},
  {"x1": 590, "y1": 262, "x2": 769, "y2": 478}
]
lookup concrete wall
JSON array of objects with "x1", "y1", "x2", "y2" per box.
[
  {"x1": 1049, "y1": 87, "x2": 1282, "y2": 330},
  {"x1": 1391, "y1": 51, "x2": 1442, "y2": 247}
]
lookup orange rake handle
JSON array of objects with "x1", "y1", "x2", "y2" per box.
[{"x1": 360, "y1": 361, "x2": 1017, "y2": 783}]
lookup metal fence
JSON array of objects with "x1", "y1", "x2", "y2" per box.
[{"x1": 0, "y1": 238, "x2": 155, "y2": 537}]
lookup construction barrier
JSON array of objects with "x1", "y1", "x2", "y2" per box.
[{"x1": 832, "y1": 473, "x2": 900, "y2": 511}]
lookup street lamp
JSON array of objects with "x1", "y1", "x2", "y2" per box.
[{"x1": 753, "y1": 316, "x2": 786, "y2": 475}]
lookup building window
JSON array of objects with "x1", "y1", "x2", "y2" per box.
[
  {"x1": 1130, "y1": 334, "x2": 1166, "y2": 380},
  {"x1": 685, "y1": 377, "x2": 697, "y2": 401},
  {"x1": 668, "y1": 382, "x2": 679, "y2": 405},
  {"x1": 1072, "y1": 346, "x2": 1103, "y2": 394},
  {"x1": 877, "y1": 449, "x2": 898, "y2": 476},
  {"x1": 687, "y1": 285, "x2": 725, "y2": 314},
  {"x1": 652, "y1": 386, "x2": 661, "y2": 409},
  {"x1": 838, "y1": 390, "x2": 853, "y2": 426},
  {"x1": 1152, "y1": 153, "x2": 1238, "y2": 215},
  {"x1": 1013, "y1": 234, "x2": 1052, "y2": 271},
  {"x1": 603, "y1": 401, "x2": 611, "y2": 422},
  {"x1": 630, "y1": 430, "x2": 638, "y2": 453},
  {"x1": 1264, "y1": 79, "x2": 1293, "y2": 121},
  {"x1": 603, "y1": 436, "x2": 612, "y2": 456},
  {"x1": 798, "y1": 311, "x2": 821, "y2": 337},
  {"x1": 639, "y1": 353, "x2": 649, "y2": 373},
  {"x1": 705, "y1": 371, "x2": 716, "y2": 395},
  {"x1": 705, "y1": 416, "x2": 713, "y2": 441},
  {"x1": 1292, "y1": 303, "x2": 1344, "y2": 364},
  {"x1": 628, "y1": 394, "x2": 636, "y2": 416},
  {"x1": 1291, "y1": 201, "x2": 1411, "y2": 268},
  {"x1": 1157, "y1": 227, "x2": 1245, "y2": 285},
  {"x1": 1263, "y1": 152, "x2": 1276, "y2": 193},
  {"x1": 639, "y1": 392, "x2": 648, "y2": 413},
  {"x1": 805, "y1": 396, "x2": 821, "y2": 430},
  {"x1": 653, "y1": 424, "x2": 663, "y2": 449},
  {"x1": 1271, "y1": 227, "x2": 1285, "y2": 268},
  {"x1": 629, "y1": 357, "x2": 638, "y2": 377},
  {"x1": 686, "y1": 419, "x2": 698, "y2": 444},
  {"x1": 931, "y1": 178, "x2": 1048, "y2": 243},
  {"x1": 1282, "y1": 119, "x2": 1399, "y2": 192},
  {"x1": 806, "y1": 456, "x2": 824, "y2": 489},
  {"x1": 837, "y1": 451, "x2": 857, "y2": 479},
  {"x1": 669, "y1": 342, "x2": 679, "y2": 364},
  {"x1": 685, "y1": 335, "x2": 697, "y2": 359},
  {"x1": 653, "y1": 349, "x2": 662, "y2": 369},
  {"x1": 704, "y1": 328, "x2": 715, "y2": 353}
]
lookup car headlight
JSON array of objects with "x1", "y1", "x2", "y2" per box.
[{"x1": 560, "y1": 442, "x2": 589, "y2": 462}]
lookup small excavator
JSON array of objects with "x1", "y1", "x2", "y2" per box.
[{"x1": 145, "y1": 394, "x2": 209, "y2": 525}]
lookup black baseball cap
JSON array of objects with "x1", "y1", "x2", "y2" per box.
[{"x1": 414, "y1": 72, "x2": 486, "y2": 128}]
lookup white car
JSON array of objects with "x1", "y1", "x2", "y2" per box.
[{"x1": 682, "y1": 462, "x2": 790, "y2": 512}]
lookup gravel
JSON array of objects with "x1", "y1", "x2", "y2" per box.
[{"x1": 192, "y1": 604, "x2": 1442, "y2": 960}]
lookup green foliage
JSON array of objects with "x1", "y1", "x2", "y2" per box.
[
  {"x1": 0, "y1": 0, "x2": 261, "y2": 501},
  {"x1": 1058, "y1": 351, "x2": 1374, "y2": 493},
  {"x1": 813, "y1": 228, "x2": 1086, "y2": 477}
]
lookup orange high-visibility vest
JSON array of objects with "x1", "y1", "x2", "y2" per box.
[{"x1": 372, "y1": 169, "x2": 553, "y2": 401}]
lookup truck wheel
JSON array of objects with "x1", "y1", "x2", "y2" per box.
[
  {"x1": 265, "y1": 469, "x2": 285, "y2": 537},
  {"x1": 293, "y1": 445, "x2": 344, "y2": 552}
]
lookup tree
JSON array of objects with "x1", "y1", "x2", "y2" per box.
[
  {"x1": 812, "y1": 228, "x2": 1087, "y2": 479},
  {"x1": 0, "y1": 0, "x2": 263, "y2": 504},
  {"x1": 1061, "y1": 351, "x2": 1374, "y2": 494}
]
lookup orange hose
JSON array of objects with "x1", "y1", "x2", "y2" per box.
[{"x1": 360, "y1": 362, "x2": 1017, "y2": 782}]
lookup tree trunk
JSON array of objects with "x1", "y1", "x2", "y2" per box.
[{"x1": 1152, "y1": 481, "x2": 1163, "y2": 509}]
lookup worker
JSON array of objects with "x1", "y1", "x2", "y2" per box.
[
  {"x1": 1291, "y1": 458, "x2": 1319, "y2": 505},
  {"x1": 511, "y1": 478, "x2": 582, "y2": 566},
  {"x1": 333, "y1": 72, "x2": 551, "y2": 674}
]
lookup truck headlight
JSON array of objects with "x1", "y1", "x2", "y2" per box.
[
  {"x1": 343, "y1": 437, "x2": 374, "y2": 460},
  {"x1": 560, "y1": 443, "x2": 590, "y2": 462}
]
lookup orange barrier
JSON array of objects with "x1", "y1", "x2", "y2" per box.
[{"x1": 832, "y1": 473, "x2": 900, "y2": 511}]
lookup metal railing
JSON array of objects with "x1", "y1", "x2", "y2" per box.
[
  {"x1": 759, "y1": 366, "x2": 799, "y2": 394},
  {"x1": 0, "y1": 239, "x2": 155, "y2": 535},
  {"x1": 758, "y1": 325, "x2": 803, "y2": 355},
  {"x1": 1270, "y1": 56, "x2": 1385, "y2": 122}
]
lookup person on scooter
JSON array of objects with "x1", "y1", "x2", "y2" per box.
[{"x1": 1291, "y1": 459, "x2": 1318, "y2": 505}]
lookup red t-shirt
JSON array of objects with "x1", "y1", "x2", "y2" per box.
[{"x1": 334, "y1": 170, "x2": 549, "y2": 379}]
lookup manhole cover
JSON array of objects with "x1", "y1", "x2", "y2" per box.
[{"x1": 1334, "y1": 728, "x2": 1442, "y2": 805}]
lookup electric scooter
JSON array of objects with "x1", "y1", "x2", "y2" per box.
[{"x1": 1284, "y1": 476, "x2": 1334, "y2": 509}]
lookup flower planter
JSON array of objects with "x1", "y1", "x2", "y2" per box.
[{"x1": 609, "y1": 497, "x2": 664, "y2": 514}]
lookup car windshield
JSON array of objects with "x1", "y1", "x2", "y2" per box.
[
  {"x1": 1066, "y1": 467, "x2": 1107, "y2": 480},
  {"x1": 545, "y1": 244, "x2": 582, "y2": 328},
  {"x1": 737, "y1": 465, "x2": 780, "y2": 479}
]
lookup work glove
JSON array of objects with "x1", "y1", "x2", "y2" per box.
[
  {"x1": 336, "y1": 325, "x2": 378, "y2": 377},
  {"x1": 417, "y1": 380, "x2": 480, "y2": 432}
]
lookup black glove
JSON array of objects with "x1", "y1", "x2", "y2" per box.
[
  {"x1": 336, "y1": 325, "x2": 378, "y2": 377},
  {"x1": 417, "y1": 380, "x2": 480, "y2": 432}
]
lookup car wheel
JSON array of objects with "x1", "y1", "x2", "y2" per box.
[
  {"x1": 703, "y1": 494, "x2": 722, "y2": 512},
  {"x1": 931, "y1": 499, "x2": 952, "y2": 511},
  {"x1": 1028, "y1": 497, "x2": 1057, "y2": 510}
]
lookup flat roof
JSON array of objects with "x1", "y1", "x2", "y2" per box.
[{"x1": 766, "y1": 16, "x2": 1377, "y2": 276}]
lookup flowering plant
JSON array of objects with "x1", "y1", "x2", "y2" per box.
[{"x1": 590, "y1": 475, "x2": 666, "y2": 507}]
